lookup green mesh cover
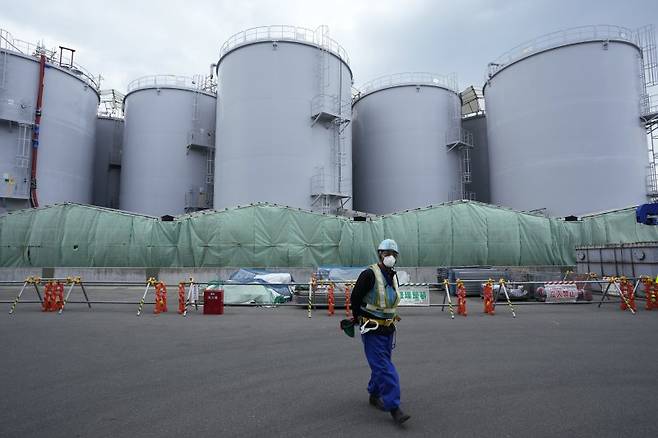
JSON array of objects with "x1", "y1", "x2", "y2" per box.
[{"x1": 1, "y1": 202, "x2": 656, "y2": 268}]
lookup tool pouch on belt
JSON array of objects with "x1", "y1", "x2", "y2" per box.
[{"x1": 340, "y1": 319, "x2": 355, "y2": 337}]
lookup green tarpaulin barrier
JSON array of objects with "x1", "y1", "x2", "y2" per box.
[{"x1": 1, "y1": 201, "x2": 656, "y2": 268}]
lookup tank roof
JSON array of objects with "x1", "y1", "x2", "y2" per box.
[
  {"x1": 0, "y1": 28, "x2": 100, "y2": 91},
  {"x1": 353, "y1": 72, "x2": 459, "y2": 102},
  {"x1": 219, "y1": 25, "x2": 350, "y2": 67},
  {"x1": 486, "y1": 25, "x2": 640, "y2": 80},
  {"x1": 126, "y1": 75, "x2": 216, "y2": 96}
]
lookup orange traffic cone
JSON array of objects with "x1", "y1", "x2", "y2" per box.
[
  {"x1": 327, "y1": 283, "x2": 335, "y2": 316},
  {"x1": 483, "y1": 280, "x2": 495, "y2": 315},
  {"x1": 154, "y1": 282, "x2": 168, "y2": 314},
  {"x1": 457, "y1": 280, "x2": 467, "y2": 316},
  {"x1": 642, "y1": 277, "x2": 657, "y2": 310},
  {"x1": 619, "y1": 277, "x2": 636, "y2": 312},
  {"x1": 178, "y1": 283, "x2": 186, "y2": 314},
  {"x1": 54, "y1": 282, "x2": 64, "y2": 311},
  {"x1": 345, "y1": 285, "x2": 352, "y2": 319},
  {"x1": 42, "y1": 282, "x2": 52, "y2": 312}
]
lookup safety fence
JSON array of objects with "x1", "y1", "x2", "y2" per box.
[{"x1": 3, "y1": 273, "x2": 657, "y2": 318}]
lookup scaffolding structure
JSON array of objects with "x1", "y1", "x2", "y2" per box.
[
  {"x1": 0, "y1": 38, "x2": 33, "y2": 201},
  {"x1": 638, "y1": 25, "x2": 658, "y2": 202},
  {"x1": 309, "y1": 26, "x2": 351, "y2": 214},
  {"x1": 98, "y1": 89, "x2": 124, "y2": 118},
  {"x1": 446, "y1": 127, "x2": 475, "y2": 201},
  {"x1": 185, "y1": 74, "x2": 216, "y2": 213}
]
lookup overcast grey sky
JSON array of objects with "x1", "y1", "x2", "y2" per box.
[{"x1": 3, "y1": 0, "x2": 657, "y2": 92}]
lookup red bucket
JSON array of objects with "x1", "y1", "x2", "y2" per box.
[{"x1": 203, "y1": 289, "x2": 224, "y2": 315}]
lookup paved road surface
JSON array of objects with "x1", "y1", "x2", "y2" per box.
[{"x1": 1, "y1": 292, "x2": 657, "y2": 437}]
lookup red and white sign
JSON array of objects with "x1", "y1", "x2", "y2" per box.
[{"x1": 543, "y1": 282, "x2": 579, "y2": 303}]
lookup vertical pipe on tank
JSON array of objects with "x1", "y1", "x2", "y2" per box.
[{"x1": 29, "y1": 54, "x2": 46, "y2": 207}]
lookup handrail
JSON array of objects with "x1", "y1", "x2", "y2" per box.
[
  {"x1": 0, "y1": 28, "x2": 100, "y2": 90},
  {"x1": 355, "y1": 72, "x2": 459, "y2": 98},
  {"x1": 219, "y1": 25, "x2": 350, "y2": 66},
  {"x1": 446, "y1": 127, "x2": 474, "y2": 148},
  {"x1": 127, "y1": 74, "x2": 216, "y2": 94},
  {"x1": 644, "y1": 93, "x2": 658, "y2": 117},
  {"x1": 488, "y1": 25, "x2": 637, "y2": 78}
]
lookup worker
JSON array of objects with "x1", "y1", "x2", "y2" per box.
[{"x1": 350, "y1": 238, "x2": 411, "y2": 425}]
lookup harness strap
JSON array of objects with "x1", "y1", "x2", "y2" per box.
[
  {"x1": 365, "y1": 303, "x2": 396, "y2": 313},
  {"x1": 359, "y1": 315, "x2": 396, "y2": 327}
]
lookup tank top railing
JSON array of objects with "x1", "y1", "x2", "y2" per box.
[
  {"x1": 0, "y1": 28, "x2": 100, "y2": 90},
  {"x1": 355, "y1": 72, "x2": 459, "y2": 99},
  {"x1": 127, "y1": 75, "x2": 216, "y2": 94},
  {"x1": 219, "y1": 25, "x2": 350, "y2": 66},
  {"x1": 488, "y1": 25, "x2": 637, "y2": 78}
]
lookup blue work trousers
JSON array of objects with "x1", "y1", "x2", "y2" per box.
[{"x1": 361, "y1": 332, "x2": 400, "y2": 411}]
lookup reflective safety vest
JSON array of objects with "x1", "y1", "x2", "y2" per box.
[{"x1": 361, "y1": 263, "x2": 400, "y2": 320}]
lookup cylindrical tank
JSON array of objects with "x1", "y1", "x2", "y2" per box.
[
  {"x1": 215, "y1": 25, "x2": 353, "y2": 213},
  {"x1": 484, "y1": 25, "x2": 648, "y2": 217},
  {"x1": 120, "y1": 75, "x2": 216, "y2": 216},
  {"x1": 0, "y1": 29, "x2": 99, "y2": 213},
  {"x1": 352, "y1": 73, "x2": 462, "y2": 214},
  {"x1": 92, "y1": 116, "x2": 123, "y2": 209}
]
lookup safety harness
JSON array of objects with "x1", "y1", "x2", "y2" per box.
[{"x1": 359, "y1": 264, "x2": 401, "y2": 334}]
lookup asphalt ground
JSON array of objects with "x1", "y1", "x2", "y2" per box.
[{"x1": 1, "y1": 287, "x2": 658, "y2": 438}]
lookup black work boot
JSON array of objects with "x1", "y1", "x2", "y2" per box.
[
  {"x1": 369, "y1": 394, "x2": 385, "y2": 410},
  {"x1": 391, "y1": 407, "x2": 411, "y2": 424}
]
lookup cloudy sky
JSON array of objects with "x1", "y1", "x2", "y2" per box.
[{"x1": 3, "y1": 0, "x2": 657, "y2": 92}]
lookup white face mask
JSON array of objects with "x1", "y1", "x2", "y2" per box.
[{"x1": 383, "y1": 255, "x2": 396, "y2": 268}]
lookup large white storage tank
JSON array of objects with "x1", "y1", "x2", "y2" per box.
[
  {"x1": 484, "y1": 25, "x2": 650, "y2": 217},
  {"x1": 120, "y1": 75, "x2": 216, "y2": 216},
  {"x1": 352, "y1": 73, "x2": 465, "y2": 214},
  {"x1": 0, "y1": 29, "x2": 99, "y2": 214},
  {"x1": 215, "y1": 25, "x2": 353, "y2": 213}
]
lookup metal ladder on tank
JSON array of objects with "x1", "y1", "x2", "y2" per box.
[
  {"x1": 460, "y1": 147, "x2": 472, "y2": 184},
  {"x1": 206, "y1": 147, "x2": 215, "y2": 207},
  {"x1": 315, "y1": 26, "x2": 331, "y2": 95},
  {"x1": 186, "y1": 77, "x2": 211, "y2": 210},
  {"x1": 646, "y1": 123, "x2": 658, "y2": 202},
  {"x1": 13, "y1": 123, "x2": 32, "y2": 197},
  {"x1": 310, "y1": 167, "x2": 329, "y2": 214},
  {"x1": 191, "y1": 79, "x2": 201, "y2": 136},
  {"x1": 637, "y1": 25, "x2": 658, "y2": 201},
  {"x1": 457, "y1": 146, "x2": 476, "y2": 201},
  {"x1": 446, "y1": 126, "x2": 475, "y2": 201},
  {"x1": 0, "y1": 50, "x2": 8, "y2": 91},
  {"x1": 309, "y1": 26, "x2": 349, "y2": 213},
  {"x1": 195, "y1": 75, "x2": 216, "y2": 209}
]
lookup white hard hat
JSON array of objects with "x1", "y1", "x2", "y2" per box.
[{"x1": 377, "y1": 239, "x2": 399, "y2": 254}]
